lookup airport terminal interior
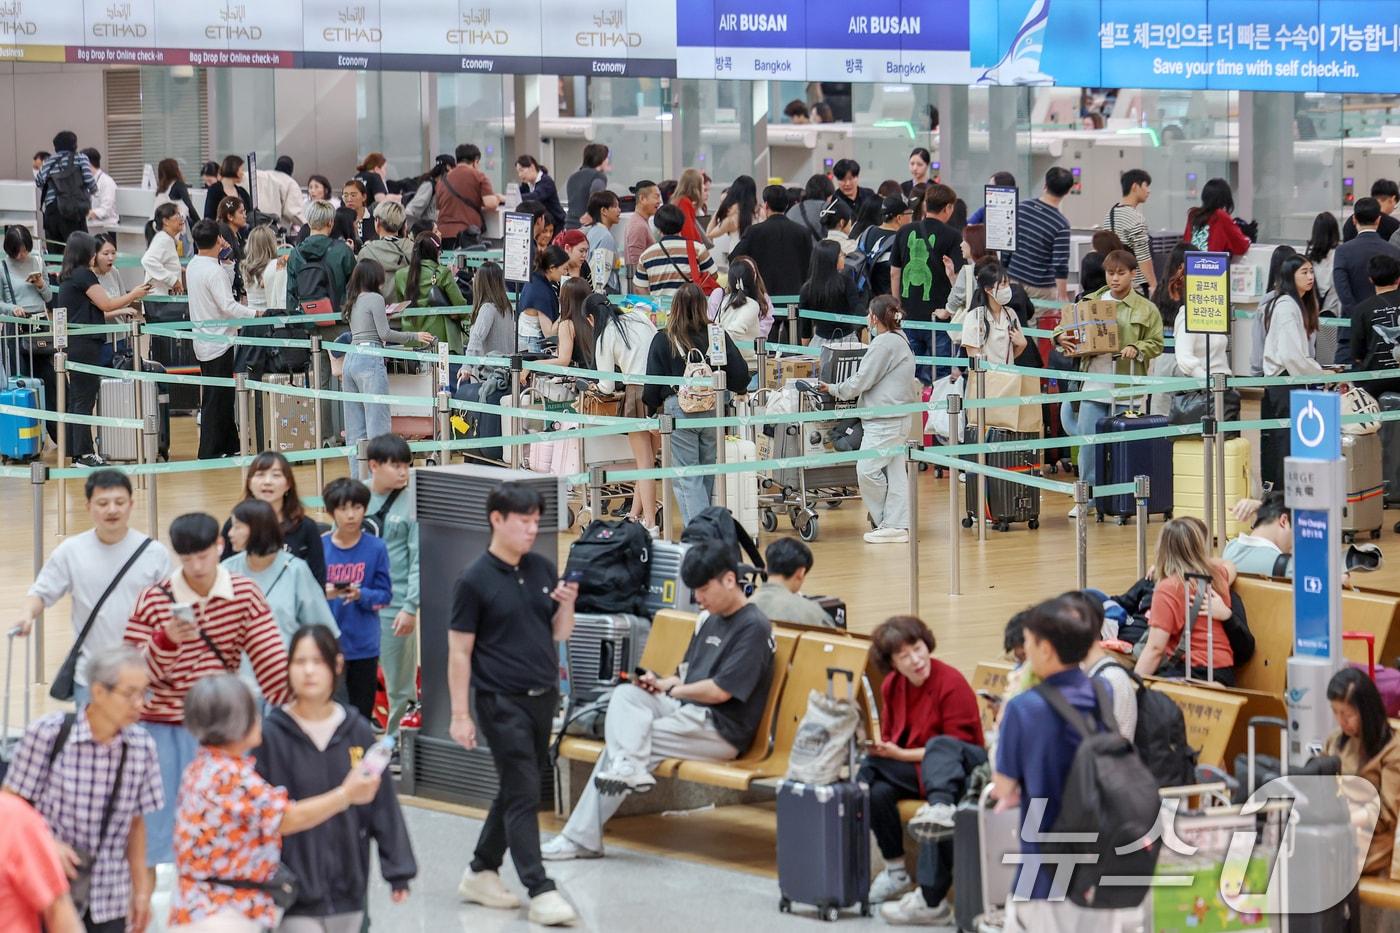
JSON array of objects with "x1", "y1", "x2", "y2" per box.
[{"x1": 10, "y1": 5, "x2": 1400, "y2": 931}]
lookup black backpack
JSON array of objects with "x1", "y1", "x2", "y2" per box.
[
  {"x1": 1090, "y1": 659, "x2": 1198, "y2": 788},
  {"x1": 681, "y1": 506, "x2": 765, "y2": 573},
  {"x1": 260, "y1": 311, "x2": 313, "y2": 374},
  {"x1": 1033, "y1": 680, "x2": 1163, "y2": 910},
  {"x1": 48, "y1": 153, "x2": 91, "y2": 223},
  {"x1": 564, "y1": 518, "x2": 652, "y2": 615},
  {"x1": 294, "y1": 249, "x2": 340, "y2": 316}
]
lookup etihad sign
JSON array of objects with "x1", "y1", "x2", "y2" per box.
[
  {"x1": 324, "y1": 4, "x2": 381, "y2": 43},
  {"x1": 0, "y1": 0, "x2": 37, "y2": 36},
  {"x1": 576, "y1": 7, "x2": 640, "y2": 48},
  {"x1": 448, "y1": 8, "x2": 507, "y2": 45},
  {"x1": 92, "y1": 2, "x2": 148, "y2": 39},
  {"x1": 206, "y1": 5, "x2": 263, "y2": 41}
]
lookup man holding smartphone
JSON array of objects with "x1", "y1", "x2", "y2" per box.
[
  {"x1": 447, "y1": 482, "x2": 579, "y2": 927},
  {"x1": 185, "y1": 219, "x2": 258, "y2": 460},
  {"x1": 542, "y1": 541, "x2": 774, "y2": 862}
]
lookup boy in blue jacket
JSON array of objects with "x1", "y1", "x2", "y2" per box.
[{"x1": 322, "y1": 477, "x2": 393, "y2": 721}]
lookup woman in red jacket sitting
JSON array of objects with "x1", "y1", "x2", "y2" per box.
[
  {"x1": 859, "y1": 616, "x2": 987, "y2": 925},
  {"x1": 1183, "y1": 178, "x2": 1251, "y2": 257}
]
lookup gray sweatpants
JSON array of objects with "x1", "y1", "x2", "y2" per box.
[{"x1": 558, "y1": 686, "x2": 736, "y2": 852}]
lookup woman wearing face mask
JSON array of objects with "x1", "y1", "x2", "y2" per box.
[
  {"x1": 1053, "y1": 250, "x2": 1164, "y2": 519},
  {"x1": 859, "y1": 615, "x2": 985, "y2": 924},
  {"x1": 220, "y1": 450, "x2": 327, "y2": 586},
  {"x1": 817, "y1": 296, "x2": 918, "y2": 544},
  {"x1": 253, "y1": 625, "x2": 417, "y2": 932},
  {"x1": 959, "y1": 259, "x2": 1028, "y2": 367}
]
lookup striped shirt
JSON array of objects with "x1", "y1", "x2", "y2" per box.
[
  {"x1": 633, "y1": 236, "x2": 715, "y2": 300},
  {"x1": 1104, "y1": 203, "x2": 1152, "y2": 286},
  {"x1": 3, "y1": 713, "x2": 163, "y2": 925},
  {"x1": 124, "y1": 566, "x2": 290, "y2": 723},
  {"x1": 1006, "y1": 198, "x2": 1070, "y2": 288}
]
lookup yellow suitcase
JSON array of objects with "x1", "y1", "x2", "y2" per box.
[{"x1": 1173, "y1": 438, "x2": 1251, "y2": 538}]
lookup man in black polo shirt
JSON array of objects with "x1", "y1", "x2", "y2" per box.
[
  {"x1": 542, "y1": 541, "x2": 775, "y2": 861},
  {"x1": 448, "y1": 482, "x2": 580, "y2": 927}
]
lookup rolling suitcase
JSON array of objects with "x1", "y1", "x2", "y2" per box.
[
  {"x1": 263, "y1": 372, "x2": 315, "y2": 452},
  {"x1": 564, "y1": 613, "x2": 650, "y2": 704},
  {"x1": 952, "y1": 784, "x2": 1020, "y2": 933},
  {"x1": 962, "y1": 425, "x2": 1041, "y2": 532},
  {"x1": 453, "y1": 376, "x2": 509, "y2": 464},
  {"x1": 0, "y1": 384, "x2": 40, "y2": 462},
  {"x1": 0, "y1": 627, "x2": 32, "y2": 782},
  {"x1": 1172, "y1": 437, "x2": 1251, "y2": 539},
  {"x1": 96, "y1": 361, "x2": 171, "y2": 462},
  {"x1": 724, "y1": 435, "x2": 760, "y2": 539},
  {"x1": 1342, "y1": 432, "x2": 1384, "y2": 542},
  {"x1": 1381, "y1": 393, "x2": 1400, "y2": 507},
  {"x1": 1094, "y1": 411, "x2": 1174, "y2": 524},
  {"x1": 776, "y1": 672, "x2": 871, "y2": 922},
  {"x1": 388, "y1": 367, "x2": 434, "y2": 440},
  {"x1": 645, "y1": 539, "x2": 694, "y2": 615}
]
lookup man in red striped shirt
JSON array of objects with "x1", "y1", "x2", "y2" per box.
[{"x1": 123, "y1": 512, "x2": 290, "y2": 878}]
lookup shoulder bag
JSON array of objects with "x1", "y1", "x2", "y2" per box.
[
  {"x1": 966, "y1": 310, "x2": 1042, "y2": 434},
  {"x1": 5, "y1": 261, "x2": 55, "y2": 358},
  {"x1": 439, "y1": 171, "x2": 485, "y2": 237},
  {"x1": 49, "y1": 538, "x2": 154, "y2": 700}
]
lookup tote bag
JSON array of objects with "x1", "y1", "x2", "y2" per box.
[{"x1": 967, "y1": 307, "x2": 1042, "y2": 433}]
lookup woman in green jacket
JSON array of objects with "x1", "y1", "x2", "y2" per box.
[
  {"x1": 393, "y1": 231, "x2": 469, "y2": 355},
  {"x1": 1053, "y1": 249, "x2": 1164, "y2": 517}
]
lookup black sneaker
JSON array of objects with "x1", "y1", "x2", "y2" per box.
[{"x1": 74, "y1": 454, "x2": 106, "y2": 468}]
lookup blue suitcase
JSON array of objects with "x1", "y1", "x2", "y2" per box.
[
  {"x1": 0, "y1": 385, "x2": 41, "y2": 461},
  {"x1": 1094, "y1": 411, "x2": 1174, "y2": 523},
  {"x1": 776, "y1": 777, "x2": 872, "y2": 921}
]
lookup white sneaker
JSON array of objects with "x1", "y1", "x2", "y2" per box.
[
  {"x1": 541, "y1": 834, "x2": 603, "y2": 861},
  {"x1": 457, "y1": 868, "x2": 521, "y2": 909},
  {"x1": 880, "y1": 889, "x2": 954, "y2": 926},
  {"x1": 864, "y1": 527, "x2": 910, "y2": 544},
  {"x1": 907, "y1": 802, "x2": 957, "y2": 842},
  {"x1": 528, "y1": 890, "x2": 579, "y2": 926},
  {"x1": 869, "y1": 866, "x2": 915, "y2": 904},
  {"x1": 593, "y1": 757, "x2": 656, "y2": 795}
]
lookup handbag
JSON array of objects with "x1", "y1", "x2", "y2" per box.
[
  {"x1": 4, "y1": 261, "x2": 54, "y2": 358},
  {"x1": 50, "y1": 538, "x2": 155, "y2": 700},
  {"x1": 1167, "y1": 387, "x2": 1241, "y2": 426},
  {"x1": 967, "y1": 314, "x2": 1042, "y2": 434},
  {"x1": 209, "y1": 863, "x2": 300, "y2": 910},
  {"x1": 817, "y1": 334, "x2": 865, "y2": 385},
  {"x1": 575, "y1": 388, "x2": 623, "y2": 417},
  {"x1": 684, "y1": 237, "x2": 721, "y2": 295}
]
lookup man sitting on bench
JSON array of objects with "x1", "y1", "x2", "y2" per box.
[{"x1": 543, "y1": 541, "x2": 776, "y2": 860}]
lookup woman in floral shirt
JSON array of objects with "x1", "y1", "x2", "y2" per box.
[{"x1": 169, "y1": 674, "x2": 380, "y2": 932}]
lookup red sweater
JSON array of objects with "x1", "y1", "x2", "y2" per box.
[
  {"x1": 1182, "y1": 209, "x2": 1251, "y2": 257},
  {"x1": 879, "y1": 657, "x2": 985, "y2": 751},
  {"x1": 124, "y1": 573, "x2": 290, "y2": 723}
]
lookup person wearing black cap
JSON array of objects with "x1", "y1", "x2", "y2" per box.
[
  {"x1": 857, "y1": 195, "x2": 912, "y2": 299},
  {"x1": 729, "y1": 184, "x2": 813, "y2": 306},
  {"x1": 623, "y1": 179, "x2": 661, "y2": 280}
]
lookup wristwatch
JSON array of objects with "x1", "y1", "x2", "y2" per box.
[{"x1": 665, "y1": 683, "x2": 675, "y2": 697}]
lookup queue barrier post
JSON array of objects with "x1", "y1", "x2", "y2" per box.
[
  {"x1": 786, "y1": 304, "x2": 798, "y2": 347},
  {"x1": 658, "y1": 412, "x2": 675, "y2": 542},
  {"x1": 30, "y1": 459, "x2": 46, "y2": 682},
  {"x1": 235, "y1": 372, "x2": 252, "y2": 480},
  {"x1": 1202, "y1": 414, "x2": 1218, "y2": 550},
  {"x1": 435, "y1": 390, "x2": 451, "y2": 466},
  {"x1": 130, "y1": 318, "x2": 146, "y2": 488},
  {"x1": 713, "y1": 370, "x2": 727, "y2": 510},
  {"x1": 971, "y1": 356, "x2": 986, "y2": 542},
  {"x1": 755, "y1": 337, "x2": 768, "y2": 392},
  {"x1": 509, "y1": 354, "x2": 523, "y2": 470},
  {"x1": 906, "y1": 442, "x2": 920, "y2": 618},
  {"x1": 589, "y1": 465, "x2": 605, "y2": 525},
  {"x1": 356, "y1": 438, "x2": 369, "y2": 478},
  {"x1": 310, "y1": 335, "x2": 325, "y2": 497},
  {"x1": 1211, "y1": 372, "x2": 1229, "y2": 547},
  {"x1": 55, "y1": 350, "x2": 67, "y2": 538},
  {"x1": 144, "y1": 409, "x2": 160, "y2": 540},
  {"x1": 1075, "y1": 480, "x2": 1090, "y2": 591},
  {"x1": 946, "y1": 393, "x2": 963, "y2": 595},
  {"x1": 1134, "y1": 474, "x2": 1151, "y2": 580}
]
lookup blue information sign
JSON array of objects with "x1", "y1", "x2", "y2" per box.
[{"x1": 1290, "y1": 390, "x2": 1341, "y2": 658}]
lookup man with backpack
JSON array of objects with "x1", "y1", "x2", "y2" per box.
[
  {"x1": 890, "y1": 184, "x2": 963, "y2": 385},
  {"x1": 35, "y1": 131, "x2": 97, "y2": 251},
  {"x1": 856, "y1": 195, "x2": 910, "y2": 300},
  {"x1": 286, "y1": 200, "x2": 356, "y2": 446},
  {"x1": 992, "y1": 595, "x2": 1161, "y2": 930}
]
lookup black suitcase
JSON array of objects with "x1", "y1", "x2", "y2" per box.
[
  {"x1": 962, "y1": 425, "x2": 1042, "y2": 532},
  {"x1": 1094, "y1": 412, "x2": 1174, "y2": 523},
  {"x1": 952, "y1": 786, "x2": 1020, "y2": 932},
  {"x1": 1380, "y1": 393, "x2": 1400, "y2": 508},
  {"x1": 453, "y1": 376, "x2": 508, "y2": 464},
  {"x1": 952, "y1": 803, "x2": 983, "y2": 932},
  {"x1": 776, "y1": 777, "x2": 871, "y2": 921},
  {"x1": 142, "y1": 300, "x2": 201, "y2": 414}
]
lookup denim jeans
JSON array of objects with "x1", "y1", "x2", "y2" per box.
[
  {"x1": 664, "y1": 394, "x2": 716, "y2": 526},
  {"x1": 905, "y1": 327, "x2": 948, "y2": 385},
  {"x1": 342, "y1": 349, "x2": 392, "y2": 480},
  {"x1": 1059, "y1": 399, "x2": 1127, "y2": 490}
]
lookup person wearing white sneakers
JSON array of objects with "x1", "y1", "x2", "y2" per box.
[
  {"x1": 447, "y1": 482, "x2": 581, "y2": 927},
  {"x1": 816, "y1": 295, "x2": 919, "y2": 545},
  {"x1": 542, "y1": 541, "x2": 775, "y2": 861},
  {"x1": 857, "y1": 616, "x2": 987, "y2": 925}
]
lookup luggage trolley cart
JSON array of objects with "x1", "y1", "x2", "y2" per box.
[{"x1": 758, "y1": 382, "x2": 860, "y2": 542}]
